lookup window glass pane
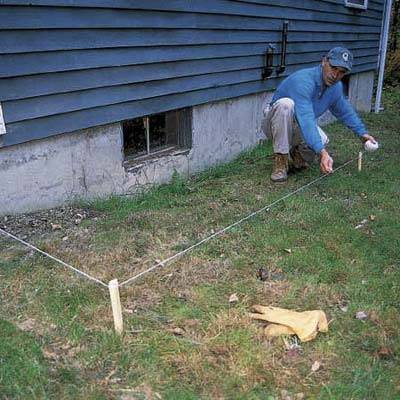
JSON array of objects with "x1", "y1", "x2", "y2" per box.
[
  {"x1": 345, "y1": 0, "x2": 367, "y2": 8},
  {"x1": 149, "y1": 113, "x2": 166, "y2": 151},
  {"x1": 122, "y1": 118, "x2": 147, "y2": 157},
  {"x1": 150, "y1": 111, "x2": 178, "y2": 151}
]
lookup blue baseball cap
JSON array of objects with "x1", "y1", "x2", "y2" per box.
[{"x1": 326, "y1": 47, "x2": 353, "y2": 71}]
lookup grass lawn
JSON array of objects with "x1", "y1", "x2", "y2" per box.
[{"x1": 1, "y1": 87, "x2": 399, "y2": 399}]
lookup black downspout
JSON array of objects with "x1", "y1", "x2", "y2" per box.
[{"x1": 276, "y1": 21, "x2": 289, "y2": 75}]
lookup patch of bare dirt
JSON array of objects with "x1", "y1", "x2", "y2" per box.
[{"x1": 0, "y1": 206, "x2": 102, "y2": 240}]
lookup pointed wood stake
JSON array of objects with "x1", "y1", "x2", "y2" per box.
[
  {"x1": 358, "y1": 151, "x2": 363, "y2": 172},
  {"x1": 109, "y1": 279, "x2": 123, "y2": 334}
]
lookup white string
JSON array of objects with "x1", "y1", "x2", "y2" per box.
[
  {"x1": 119, "y1": 159, "x2": 355, "y2": 287},
  {"x1": 0, "y1": 228, "x2": 108, "y2": 288}
]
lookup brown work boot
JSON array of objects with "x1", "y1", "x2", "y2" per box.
[
  {"x1": 289, "y1": 145, "x2": 310, "y2": 171},
  {"x1": 271, "y1": 153, "x2": 289, "y2": 182}
]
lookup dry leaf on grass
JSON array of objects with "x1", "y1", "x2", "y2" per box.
[
  {"x1": 167, "y1": 327, "x2": 185, "y2": 336},
  {"x1": 368, "y1": 310, "x2": 381, "y2": 324},
  {"x1": 229, "y1": 293, "x2": 239, "y2": 303},
  {"x1": 51, "y1": 223, "x2": 62, "y2": 231},
  {"x1": 16, "y1": 318, "x2": 36, "y2": 332},
  {"x1": 210, "y1": 345, "x2": 229, "y2": 356},
  {"x1": 355, "y1": 219, "x2": 368, "y2": 229},
  {"x1": 184, "y1": 319, "x2": 200, "y2": 328},
  {"x1": 355, "y1": 311, "x2": 368, "y2": 321},
  {"x1": 375, "y1": 346, "x2": 394, "y2": 359},
  {"x1": 42, "y1": 348, "x2": 61, "y2": 361},
  {"x1": 257, "y1": 267, "x2": 269, "y2": 281},
  {"x1": 311, "y1": 360, "x2": 321, "y2": 372},
  {"x1": 286, "y1": 347, "x2": 301, "y2": 358},
  {"x1": 278, "y1": 390, "x2": 305, "y2": 400},
  {"x1": 115, "y1": 383, "x2": 162, "y2": 400},
  {"x1": 208, "y1": 202, "x2": 219, "y2": 210}
]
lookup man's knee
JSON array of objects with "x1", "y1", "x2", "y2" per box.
[
  {"x1": 274, "y1": 98, "x2": 295, "y2": 115},
  {"x1": 262, "y1": 97, "x2": 295, "y2": 144}
]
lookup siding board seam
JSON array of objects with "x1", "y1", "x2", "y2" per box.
[
  {"x1": 0, "y1": 40, "x2": 381, "y2": 78},
  {"x1": 1, "y1": 28, "x2": 382, "y2": 55},
  {"x1": 0, "y1": 12, "x2": 383, "y2": 30},
  {"x1": 0, "y1": 6, "x2": 381, "y2": 30}
]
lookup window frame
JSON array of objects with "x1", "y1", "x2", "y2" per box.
[
  {"x1": 344, "y1": 0, "x2": 368, "y2": 10},
  {"x1": 122, "y1": 108, "x2": 192, "y2": 165}
]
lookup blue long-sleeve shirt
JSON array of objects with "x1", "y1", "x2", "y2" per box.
[{"x1": 271, "y1": 65, "x2": 367, "y2": 153}]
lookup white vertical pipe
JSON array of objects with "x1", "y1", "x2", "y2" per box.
[
  {"x1": 375, "y1": 0, "x2": 393, "y2": 113},
  {"x1": 0, "y1": 103, "x2": 6, "y2": 135},
  {"x1": 145, "y1": 117, "x2": 150, "y2": 155}
]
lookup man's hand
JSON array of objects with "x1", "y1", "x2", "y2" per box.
[
  {"x1": 360, "y1": 133, "x2": 377, "y2": 144},
  {"x1": 319, "y1": 149, "x2": 333, "y2": 174}
]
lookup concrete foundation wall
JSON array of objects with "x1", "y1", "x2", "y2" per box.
[
  {"x1": 348, "y1": 71, "x2": 375, "y2": 113},
  {"x1": 0, "y1": 92, "x2": 270, "y2": 215},
  {"x1": 189, "y1": 92, "x2": 270, "y2": 172},
  {"x1": 0, "y1": 71, "x2": 374, "y2": 215}
]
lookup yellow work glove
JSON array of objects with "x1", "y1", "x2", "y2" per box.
[{"x1": 250, "y1": 305, "x2": 328, "y2": 342}]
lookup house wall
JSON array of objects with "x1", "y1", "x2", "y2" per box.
[
  {"x1": 348, "y1": 71, "x2": 375, "y2": 112},
  {"x1": 0, "y1": 0, "x2": 383, "y2": 147},
  {"x1": 0, "y1": 1, "x2": 382, "y2": 213},
  {"x1": 0, "y1": 68, "x2": 375, "y2": 215}
]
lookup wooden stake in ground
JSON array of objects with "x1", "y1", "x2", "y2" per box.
[
  {"x1": 358, "y1": 151, "x2": 363, "y2": 172},
  {"x1": 109, "y1": 279, "x2": 123, "y2": 334}
]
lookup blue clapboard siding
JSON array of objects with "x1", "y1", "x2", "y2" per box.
[
  {"x1": 5, "y1": 53, "x2": 379, "y2": 123},
  {"x1": 0, "y1": 36, "x2": 380, "y2": 78},
  {"x1": 0, "y1": 6, "x2": 382, "y2": 30},
  {"x1": 0, "y1": 47, "x2": 378, "y2": 101},
  {"x1": 2, "y1": 62, "x2": 377, "y2": 147},
  {"x1": 0, "y1": 0, "x2": 385, "y2": 16},
  {"x1": 0, "y1": 0, "x2": 384, "y2": 147}
]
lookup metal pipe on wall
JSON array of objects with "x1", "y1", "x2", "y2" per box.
[{"x1": 375, "y1": 0, "x2": 393, "y2": 113}]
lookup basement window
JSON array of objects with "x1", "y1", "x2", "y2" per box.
[
  {"x1": 345, "y1": 0, "x2": 368, "y2": 10},
  {"x1": 122, "y1": 108, "x2": 192, "y2": 164}
]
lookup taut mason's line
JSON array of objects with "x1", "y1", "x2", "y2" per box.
[
  {"x1": 0, "y1": 228, "x2": 108, "y2": 288},
  {"x1": 119, "y1": 158, "x2": 355, "y2": 287}
]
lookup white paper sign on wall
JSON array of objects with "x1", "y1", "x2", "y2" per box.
[{"x1": 0, "y1": 103, "x2": 6, "y2": 135}]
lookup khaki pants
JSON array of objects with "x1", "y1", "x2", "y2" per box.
[{"x1": 261, "y1": 98, "x2": 329, "y2": 164}]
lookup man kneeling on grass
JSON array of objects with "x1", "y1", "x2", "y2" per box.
[{"x1": 262, "y1": 47, "x2": 377, "y2": 182}]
